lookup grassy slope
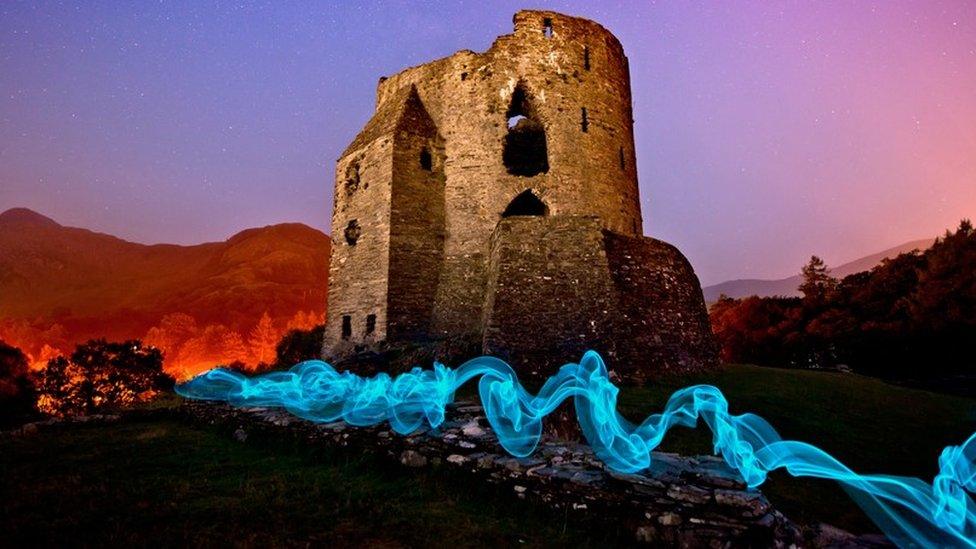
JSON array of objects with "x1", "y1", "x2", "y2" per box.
[
  {"x1": 0, "y1": 420, "x2": 622, "y2": 547},
  {"x1": 616, "y1": 365, "x2": 976, "y2": 532}
]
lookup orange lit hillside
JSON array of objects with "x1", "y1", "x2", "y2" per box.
[{"x1": 0, "y1": 208, "x2": 330, "y2": 378}]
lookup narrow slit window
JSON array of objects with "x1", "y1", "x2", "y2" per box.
[
  {"x1": 619, "y1": 146, "x2": 625, "y2": 170},
  {"x1": 341, "y1": 315, "x2": 352, "y2": 340},
  {"x1": 365, "y1": 314, "x2": 376, "y2": 335},
  {"x1": 581, "y1": 107, "x2": 589, "y2": 132},
  {"x1": 419, "y1": 148, "x2": 432, "y2": 171},
  {"x1": 543, "y1": 18, "x2": 553, "y2": 38},
  {"x1": 583, "y1": 46, "x2": 590, "y2": 70}
]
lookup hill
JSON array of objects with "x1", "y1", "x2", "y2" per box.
[
  {"x1": 0, "y1": 208, "x2": 330, "y2": 374},
  {"x1": 703, "y1": 238, "x2": 935, "y2": 301}
]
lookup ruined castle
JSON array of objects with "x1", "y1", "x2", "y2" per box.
[{"x1": 324, "y1": 10, "x2": 716, "y2": 382}]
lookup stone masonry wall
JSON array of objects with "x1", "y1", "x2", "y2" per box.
[
  {"x1": 604, "y1": 233, "x2": 719, "y2": 381},
  {"x1": 387, "y1": 90, "x2": 446, "y2": 341},
  {"x1": 482, "y1": 216, "x2": 618, "y2": 376},
  {"x1": 323, "y1": 10, "x2": 719, "y2": 381},
  {"x1": 361, "y1": 10, "x2": 644, "y2": 339}
]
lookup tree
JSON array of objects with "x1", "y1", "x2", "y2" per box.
[
  {"x1": 272, "y1": 325, "x2": 325, "y2": 370},
  {"x1": 249, "y1": 312, "x2": 279, "y2": 367},
  {"x1": 0, "y1": 340, "x2": 37, "y2": 426},
  {"x1": 285, "y1": 310, "x2": 323, "y2": 331},
  {"x1": 34, "y1": 339, "x2": 171, "y2": 416},
  {"x1": 799, "y1": 255, "x2": 837, "y2": 305},
  {"x1": 709, "y1": 220, "x2": 976, "y2": 380},
  {"x1": 175, "y1": 324, "x2": 248, "y2": 376},
  {"x1": 144, "y1": 313, "x2": 198, "y2": 361}
]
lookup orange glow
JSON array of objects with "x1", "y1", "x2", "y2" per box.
[{"x1": 0, "y1": 308, "x2": 325, "y2": 382}]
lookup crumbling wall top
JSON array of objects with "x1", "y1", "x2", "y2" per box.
[{"x1": 374, "y1": 10, "x2": 627, "y2": 109}]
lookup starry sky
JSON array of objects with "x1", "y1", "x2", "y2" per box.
[{"x1": 2, "y1": 1, "x2": 975, "y2": 285}]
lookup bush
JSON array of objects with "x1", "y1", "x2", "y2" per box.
[{"x1": 35, "y1": 339, "x2": 173, "y2": 416}]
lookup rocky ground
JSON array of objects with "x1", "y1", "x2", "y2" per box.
[{"x1": 166, "y1": 400, "x2": 892, "y2": 548}]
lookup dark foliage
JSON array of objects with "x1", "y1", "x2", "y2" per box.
[
  {"x1": 0, "y1": 340, "x2": 37, "y2": 426},
  {"x1": 35, "y1": 339, "x2": 173, "y2": 416},
  {"x1": 271, "y1": 324, "x2": 325, "y2": 371},
  {"x1": 710, "y1": 220, "x2": 976, "y2": 380}
]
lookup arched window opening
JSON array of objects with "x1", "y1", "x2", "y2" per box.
[
  {"x1": 365, "y1": 314, "x2": 376, "y2": 335},
  {"x1": 341, "y1": 315, "x2": 352, "y2": 340},
  {"x1": 502, "y1": 190, "x2": 548, "y2": 217},
  {"x1": 543, "y1": 18, "x2": 553, "y2": 38},
  {"x1": 344, "y1": 219, "x2": 361, "y2": 246},
  {"x1": 503, "y1": 85, "x2": 549, "y2": 177},
  {"x1": 419, "y1": 148, "x2": 432, "y2": 171}
]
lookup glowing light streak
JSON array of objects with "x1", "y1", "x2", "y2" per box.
[{"x1": 177, "y1": 351, "x2": 976, "y2": 547}]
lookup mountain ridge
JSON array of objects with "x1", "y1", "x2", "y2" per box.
[
  {"x1": 0, "y1": 208, "x2": 331, "y2": 368},
  {"x1": 703, "y1": 238, "x2": 936, "y2": 301}
]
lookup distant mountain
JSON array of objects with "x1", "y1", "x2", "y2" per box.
[
  {"x1": 703, "y1": 238, "x2": 935, "y2": 302},
  {"x1": 0, "y1": 207, "x2": 330, "y2": 369}
]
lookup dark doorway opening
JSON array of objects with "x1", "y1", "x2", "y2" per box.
[{"x1": 502, "y1": 190, "x2": 548, "y2": 217}]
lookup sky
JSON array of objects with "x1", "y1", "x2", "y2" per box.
[{"x1": 1, "y1": 1, "x2": 974, "y2": 285}]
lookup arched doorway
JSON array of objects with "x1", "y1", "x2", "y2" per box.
[{"x1": 502, "y1": 190, "x2": 548, "y2": 217}]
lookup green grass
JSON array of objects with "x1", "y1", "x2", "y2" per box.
[
  {"x1": 0, "y1": 419, "x2": 623, "y2": 547},
  {"x1": 616, "y1": 364, "x2": 976, "y2": 533}
]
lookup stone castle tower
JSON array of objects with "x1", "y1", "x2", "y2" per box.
[{"x1": 324, "y1": 10, "x2": 716, "y2": 381}]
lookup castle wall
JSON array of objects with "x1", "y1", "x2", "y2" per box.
[
  {"x1": 324, "y1": 10, "x2": 717, "y2": 380},
  {"x1": 603, "y1": 233, "x2": 718, "y2": 380},
  {"x1": 386, "y1": 94, "x2": 446, "y2": 341},
  {"x1": 371, "y1": 11, "x2": 643, "y2": 338},
  {"x1": 482, "y1": 216, "x2": 619, "y2": 376},
  {"x1": 324, "y1": 133, "x2": 393, "y2": 358}
]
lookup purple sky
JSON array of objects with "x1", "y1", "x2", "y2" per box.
[{"x1": 2, "y1": 1, "x2": 974, "y2": 285}]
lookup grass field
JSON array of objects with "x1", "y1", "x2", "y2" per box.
[
  {"x1": 3, "y1": 364, "x2": 973, "y2": 543},
  {"x1": 616, "y1": 364, "x2": 976, "y2": 532},
  {"x1": 0, "y1": 419, "x2": 624, "y2": 547}
]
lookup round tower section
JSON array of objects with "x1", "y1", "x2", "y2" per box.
[
  {"x1": 498, "y1": 10, "x2": 642, "y2": 236},
  {"x1": 374, "y1": 10, "x2": 643, "y2": 240}
]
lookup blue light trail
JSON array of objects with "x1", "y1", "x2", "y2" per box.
[{"x1": 177, "y1": 350, "x2": 975, "y2": 547}]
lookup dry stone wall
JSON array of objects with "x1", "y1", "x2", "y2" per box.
[{"x1": 175, "y1": 400, "x2": 892, "y2": 548}]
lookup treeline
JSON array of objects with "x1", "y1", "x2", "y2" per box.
[
  {"x1": 709, "y1": 220, "x2": 976, "y2": 380},
  {"x1": 0, "y1": 309, "x2": 323, "y2": 378},
  {"x1": 0, "y1": 323, "x2": 325, "y2": 425}
]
